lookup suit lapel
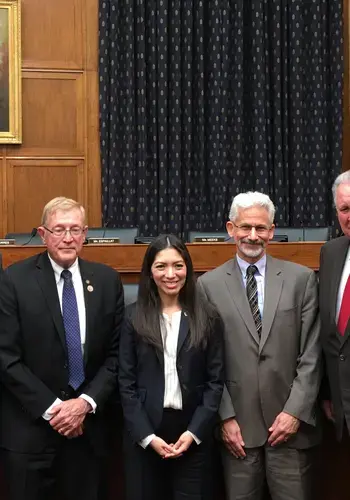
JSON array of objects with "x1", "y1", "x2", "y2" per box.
[
  {"x1": 225, "y1": 259, "x2": 260, "y2": 345},
  {"x1": 329, "y1": 238, "x2": 349, "y2": 336},
  {"x1": 79, "y1": 258, "x2": 96, "y2": 365},
  {"x1": 153, "y1": 312, "x2": 187, "y2": 365},
  {"x1": 259, "y1": 256, "x2": 283, "y2": 353},
  {"x1": 177, "y1": 312, "x2": 189, "y2": 355},
  {"x1": 35, "y1": 252, "x2": 67, "y2": 354},
  {"x1": 330, "y1": 238, "x2": 350, "y2": 348}
]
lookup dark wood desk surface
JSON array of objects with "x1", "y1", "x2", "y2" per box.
[{"x1": 0, "y1": 242, "x2": 323, "y2": 282}]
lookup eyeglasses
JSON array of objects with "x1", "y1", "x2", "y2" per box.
[
  {"x1": 44, "y1": 226, "x2": 85, "y2": 237},
  {"x1": 232, "y1": 222, "x2": 271, "y2": 235}
]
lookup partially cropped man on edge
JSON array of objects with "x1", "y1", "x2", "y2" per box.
[
  {"x1": 319, "y1": 171, "x2": 350, "y2": 443},
  {"x1": 0, "y1": 197, "x2": 124, "y2": 500},
  {"x1": 198, "y1": 191, "x2": 321, "y2": 500}
]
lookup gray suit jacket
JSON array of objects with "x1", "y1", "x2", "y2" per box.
[{"x1": 198, "y1": 255, "x2": 321, "y2": 449}]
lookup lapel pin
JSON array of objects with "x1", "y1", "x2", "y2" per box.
[{"x1": 87, "y1": 285, "x2": 94, "y2": 292}]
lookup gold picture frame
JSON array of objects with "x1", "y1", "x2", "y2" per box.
[{"x1": 0, "y1": 0, "x2": 21, "y2": 143}]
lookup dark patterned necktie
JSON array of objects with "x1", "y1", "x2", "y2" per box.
[
  {"x1": 246, "y1": 265, "x2": 262, "y2": 338},
  {"x1": 61, "y1": 270, "x2": 85, "y2": 390}
]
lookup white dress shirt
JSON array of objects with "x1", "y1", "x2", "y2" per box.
[
  {"x1": 162, "y1": 311, "x2": 183, "y2": 409},
  {"x1": 336, "y1": 245, "x2": 350, "y2": 322},
  {"x1": 237, "y1": 253, "x2": 266, "y2": 317},
  {"x1": 42, "y1": 256, "x2": 96, "y2": 420},
  {"x1": 140, "y1": 310, "x2": 200, "y2": 448}
]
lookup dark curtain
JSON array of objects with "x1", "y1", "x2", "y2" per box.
[{"x1": 99, "y1": 0, "x2": 343, "y2": 236}]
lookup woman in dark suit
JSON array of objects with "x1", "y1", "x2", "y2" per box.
[{"x1": 119, "y1": 234, "x2": 224, "y2": 500}]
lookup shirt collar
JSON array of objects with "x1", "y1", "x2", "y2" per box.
[
  {"x1": 346, "y1": 245, "x2": 350, "y2": 261},
  {"x1": 236, "y1": 253, "x2": 267, "y2": 278},
  {"x1": 48, "y1": 254, "x2": 79, "y2": 285}
]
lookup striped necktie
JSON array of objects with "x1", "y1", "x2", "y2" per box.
[{"x1": 246, "y1": 265, "x2": 262, "y2": 338}]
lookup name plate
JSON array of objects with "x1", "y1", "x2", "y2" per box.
[
  {"x1": 0, "y1": 239, "x2": 15, "y2": 245},
  {"x1": 194, "y1": 236, "x2": 226, "y2": 243},
  {"x1": 86, "y1": 237, "x2": 120, "y2": 244}
]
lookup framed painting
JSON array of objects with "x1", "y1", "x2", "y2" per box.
[{"x1": 0, "y1": 0, "x2": 21, "y2": 144}]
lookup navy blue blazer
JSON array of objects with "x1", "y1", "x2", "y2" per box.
[{"x1": 119, "y1": 304, "x2": 224, "y2": 443}]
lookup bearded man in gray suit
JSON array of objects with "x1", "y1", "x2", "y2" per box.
[{"x1": 198, "y1": 192, "x2": 321, "y2": 500}]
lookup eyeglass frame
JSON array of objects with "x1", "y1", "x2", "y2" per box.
[
  {"x1": 231, "y1": 222, "x2": 273, "y2": 235},
  {"x1": 43, "y1": 225, "x2": 87, "y2": 237}
]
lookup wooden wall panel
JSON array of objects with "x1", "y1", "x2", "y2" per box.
[
  {"x1": 7, "y1": 159, "x2": 84, "y2": 231},
  {"x1": 0, "y1": 0, "x2": 101, "y2": 238},
  {"x1": 21, "y1": 0, "x2": 83, "y2": 69},
  {"x1": 85, "y1": 0, "x2": 102, "y2": 224},
  {"x1": 7, "y1": 72, "x2": 85, "y2": 156}
]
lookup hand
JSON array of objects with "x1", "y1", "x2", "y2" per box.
[
  {"x1": 149, "y1": 436, "x2": 175, "y2": 457},
  {"x1": 164, "y1": 431, "x2": 194, "y2": 459},
  {"x1": 49, "y1": 398, "x2": 91, "y2": 437},
  {"x1": 65, "y1": 425, "x2": 84, "y2": 438},
  {"x1": 268, "y1": 412, "x2": 300, "y2": 447},
  {"x1": 221, "y1": 418, "x2": 246, "y2": 458},
  {"x1": 322, "y1": 400, "x2": 335, "y2": 422}
]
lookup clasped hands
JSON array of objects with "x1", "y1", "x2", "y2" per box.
[
  {"x1": 49, "y1": 398, "x2": 92, "y2": 438},
  {"x1": 222, "y1": 412, "x2": 300, "y2": 458},
  {"x1": 150, "y1": 431, "x2": 194, "y2": 459}
]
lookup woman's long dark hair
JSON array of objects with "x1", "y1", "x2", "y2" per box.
[{"x1": 133, "y1": 234, "x2": 218, "y2": 350}]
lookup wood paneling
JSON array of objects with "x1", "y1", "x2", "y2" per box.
[
  {"x1": 7, "y1": 159, "x2": 84, "y2": 231},
  {"x1": 9, "y1": 71, "x2": 85, "y2": 156},
  {"x1": 21, "y1": 0, "x2": 83, "y2": 69},
  {"x1": 85, "y1": 0, "x2": 101, "y2": 225},
  {"x1": 0, "y1": 242, "x2": 323, "y2": 279},
  {"x1": 0, "y1": 0, "x2": 101, "y2": 238}
]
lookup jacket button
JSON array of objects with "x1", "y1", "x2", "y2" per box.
[{"x1": 340, "y1": 354, "x2": 346, "y2": 361}]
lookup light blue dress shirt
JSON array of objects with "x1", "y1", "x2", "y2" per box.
[{"x1": 236, "y1": 254, "x2": 266, "y2": 317}]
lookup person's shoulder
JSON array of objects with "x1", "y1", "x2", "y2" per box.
[
  {"x1": 125, "y1": 302, "x2": 137, "y2": 318},
  {"x1": 6, "y1": 252, "x2": 44, "y2": 276},
  {"x1": 199, "y1": 259, "x2": 234, "y2": 284},
  {"x1": 80, "y1": 259, "x2": 121, "y2": 279},
  {"x1": 122, "y1": 303, "x2": 137, "y2": 333},
  {"x1": 321, "y1": 235, "x2": 348, "y2": 254},
  {"x1": 270, "y1": 256, "x2": 314, "y2": 278}
]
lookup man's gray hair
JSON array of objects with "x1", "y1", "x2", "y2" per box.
[
  {"x1": 41, "y1": 197, "x2": 85, "y2": 225},
  {"x1": 332, "y1": 171, "x2": 350, "y2": 206},
  {"x1": 229, "y1": 191, "x2": 275, "y2": 224}
]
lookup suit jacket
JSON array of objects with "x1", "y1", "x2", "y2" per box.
[
  {"x1": 319, "y1": 236, "x2": 350, "y2": 440},
  {"x1": 119, "y1": 305, "x2": 224, "y2": 443},
  {"x1": 0, "y1": 251, "x2": 124, "y2": 455},
  {"x1": 198, "y1": 255, "x2": 321, "y2": 449}
]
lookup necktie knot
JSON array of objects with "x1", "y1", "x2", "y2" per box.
[
  {"x1": 61, "y1": 270, "x2": 72, "y2": 284},
  {"x1": 247, "y1": 265, "x2": 258, "y2": 277}
]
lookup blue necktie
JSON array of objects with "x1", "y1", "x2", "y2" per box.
[{"x1": 61, "y1": 270, "x2": 85, "y2": 390}]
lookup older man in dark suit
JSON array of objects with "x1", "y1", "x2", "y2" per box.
[
  {"x1": 0, "y1": 197, "x2": 124, "y2": 500},
  {"x1": 319, "y1": 171, "x2": 350, "y2": 440}
]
